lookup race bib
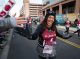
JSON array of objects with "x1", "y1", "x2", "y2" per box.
[
  {"x1": 66, "y1": 25, "x2": 70, "y2": 27},
  {"x1": 43, "y1": 45, "x2": 53, "y2": 54}
]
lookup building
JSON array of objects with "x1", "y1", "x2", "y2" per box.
[
  {"x1": 20, "y1": 6, "x2": 24, "y2": 16},
  {"x1": 41, "y1": 0, "x2": 80, "y2": 22},
  {"x1": 20, "y1": 0, "x2": 43, "y2": 17},
  {"x1": 22, "y1": 0, "x2": 29, "y2": 17},
  {"x1": 29, "y1": 3, "x2": 43, "y2": 17}
]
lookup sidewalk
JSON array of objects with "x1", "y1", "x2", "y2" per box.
[{"x1": 0, "y1": 29, "x2": 13, "y2": 59}]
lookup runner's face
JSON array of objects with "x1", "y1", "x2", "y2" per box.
[{"x1": 47, "y1": 15, "x2": 55, "y2": 28}]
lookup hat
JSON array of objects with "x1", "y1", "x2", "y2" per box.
[{"x1": 46, "y1": 11, "x2": 56, "y2": 16}]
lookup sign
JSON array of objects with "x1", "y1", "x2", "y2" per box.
[{"x1": 0, "y1": 0, "x2": 15, "y2": 20}]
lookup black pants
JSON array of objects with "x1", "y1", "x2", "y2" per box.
[
  {"x1": 74, "y1": 29, "x2": 80, "y2": 37},
  {"x1": 38, "y1": 55, "x2": 56, "y2": 59},
  {"x1": 78, "y1": 29, "x2": 80, "y2": 37},
  {"x1": 65, "y1": 27, "x2": 69, "y2": 34}
]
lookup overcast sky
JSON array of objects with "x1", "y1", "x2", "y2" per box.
[{"x1": 30, "y1": 0, "x2": 42, "y2": 4}]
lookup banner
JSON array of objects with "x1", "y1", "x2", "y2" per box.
[{"x1": 0, "y1": 0, "x2": 15, "y2": 20}]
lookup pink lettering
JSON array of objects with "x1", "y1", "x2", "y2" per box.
[
  {"x1": 9, "y1": 0, "x2": 14, "y2": 5},
  {"x1": 0, "y1": 11, "x2": 6, "y2": 17},
  {"x1": 5, "y1": 5, "x2": 11, "y2": 11}
]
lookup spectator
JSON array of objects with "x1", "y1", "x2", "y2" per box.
[
  {"x1": 0, "y1": 15, "x2": 27, "y2": 32},
  {"x1": 0, "y1": 15, "x2": 27, "y2": 45}
]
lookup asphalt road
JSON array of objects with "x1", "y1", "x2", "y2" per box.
[{"x1": 7, "y1": 26, "x2": 80, "y2": 59}]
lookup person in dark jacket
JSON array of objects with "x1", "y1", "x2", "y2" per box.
[
  {"x1": 74, "y1": 15, "x2": 80, "y2": 37},
  {"x1": 15, "y1": 11, "x2": 73, "y2": 59}
]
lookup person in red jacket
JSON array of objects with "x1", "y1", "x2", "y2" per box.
[{"x1": 15, "y1": 11, "x2": 73, "y2": 59}]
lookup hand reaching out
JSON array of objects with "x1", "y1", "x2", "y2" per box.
[{"x1": 16, "y1": 17, "x2": 27, "y2": 27}]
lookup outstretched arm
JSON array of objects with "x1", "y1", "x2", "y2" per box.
[
  {"x1": 32, "y1": 25, "x2": 43, "y2": 40},
  {"x1": 0, "y1": 17, "x2": 17, "y2": 28},
  {"x1": 15, "y1": 24, "x2": 43, "y2": 40},
  {"x1": 56, "y1": 30, "x2": 73, "y2": 39},
  {"x1": 74, "y1": 30, "x2": 79, "y2": 33},
  {"x1": 0, "y1": 17, "x2": 27, "y2": 32}
]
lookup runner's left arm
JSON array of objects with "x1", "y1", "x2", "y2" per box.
[{"x1": 56, "y1": 30, "x2": 73, "y2": 39}]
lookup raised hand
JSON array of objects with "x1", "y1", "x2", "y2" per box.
[{"x1": 16, "y1": 17, "x2": 27, "y2": 27}]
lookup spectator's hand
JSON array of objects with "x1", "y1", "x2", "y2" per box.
[{"x1": 16, "y1": 17, "x2": 27, "y2": 27}]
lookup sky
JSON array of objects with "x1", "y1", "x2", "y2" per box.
[
  {"x1": 9, "y1": 0, "x2": 23, "y2": 17},
  {"x1": 30, "y1": 0, "x2": 42, "y2": 4}
]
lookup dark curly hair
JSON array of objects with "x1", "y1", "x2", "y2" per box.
[{"x1": 41, "y1": 11, "x2": 56, "y2": 31}]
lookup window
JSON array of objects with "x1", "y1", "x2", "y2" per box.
[{"x1": 68, "y1": 7, "x2": 74, "y2": 13}]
